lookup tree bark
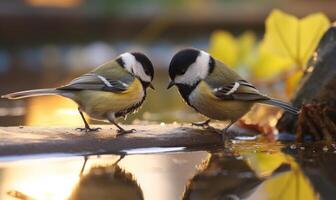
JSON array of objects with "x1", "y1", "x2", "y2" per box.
[{"x1": 277, "y1": 25, "x2": 336, "y2": 141}]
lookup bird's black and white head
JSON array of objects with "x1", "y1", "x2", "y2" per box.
[
  {"x1": 117, "y1": 52, "x2": 155, "y2": 89},
  {"x1": 167, "y1": 48, "x2": 214, "y2": 89}
]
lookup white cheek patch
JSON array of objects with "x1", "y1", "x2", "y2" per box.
[
  {"x1": 132, "y1": 62, "x2": 151, "y2": 82},
  {"x1": 120, "y1": 53, "x2": 135, "y2": 72},
  {"x1": 120, "y1": 53, "x2": 151, "y2": 82},
  {"x1": 174, "y1": 50, "x2": 210, "y2": 85}
]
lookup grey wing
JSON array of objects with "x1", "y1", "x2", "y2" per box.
[
  {"x1": 213, "y1": 80, "x2": 270, "y2": 101},
  {"x1": 58, "y1": 73, "x2": 132, "y2": 92}
]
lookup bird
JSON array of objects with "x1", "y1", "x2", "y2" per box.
[
  {"x1": 2, "y1": 52, "x2": 155, "y2": 135},
  {"x1": 167, "y1": 48, "x2": 299, "y2": 137}
]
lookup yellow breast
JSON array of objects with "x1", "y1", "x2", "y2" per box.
[
  {"x1": 75, "y1": 78, "x2": 144, "y2": 119},
  {"x1": 189, "y1": 81, "x2": 253, "y2": 121}
]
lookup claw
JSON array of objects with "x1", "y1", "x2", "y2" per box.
[
  {"x1": 76, "y1": 127, "x2": 101, "y2": 132},
  {"x1": 116, "y1": 128, "x2": 136, "y2": 136}
]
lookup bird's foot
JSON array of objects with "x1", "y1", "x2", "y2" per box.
[
  {"x1": 221, "y1": 127, "x2": 234, "y2": 145},
  {"x1": 192, "y1": 119, "x2": 212, "y2": 129},
  {"x1": 76, "y1": 127, "x2": 102, "y2": 132},
  {"x1": 220, "y1": 131, "x2": 229, "y2": 148},
  {"x1": 220, "y1": 132, "x2": 227, "y2": 142},
  {"x1": 116, "y1": 128, "x2": 136, "y2": 136}
]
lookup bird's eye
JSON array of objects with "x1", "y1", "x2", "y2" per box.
[
  {"x1": 145, "y1": 69, "x2": 150, "y2": 75},
  {"x1": 178, "y1": 69, "x2": 187, "y2": 75}
]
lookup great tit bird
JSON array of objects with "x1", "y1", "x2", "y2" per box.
[
  {"x1": 2, "y1": 52, "x2": 154, "y2": 135},
  {"x1": 167, "y1": 48, "x2": 299, "y2": 135}
]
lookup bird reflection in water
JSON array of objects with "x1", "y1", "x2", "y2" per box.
[
  {"x1": 183, "y1": 152, "x2": 262, "y2": 200},
  {"x1": 183, "y1": 143, "x2": 318, "y2": 200},
  {"x1": 70, "y1": 155, "x2": 143, "y2": 200},
  {"x1": 1, "y1": 143, "x2": 324, "y2": 200},
  {"x1": 73, "y1": 151, "x2": 209, "y2": 200}
]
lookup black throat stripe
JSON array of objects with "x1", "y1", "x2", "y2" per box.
[{"x1": 176, "y1": 81, "x2": 200, "y2": 106}]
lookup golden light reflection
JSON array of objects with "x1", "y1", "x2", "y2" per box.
[
  {"x1": 238, "y1": 141, "x2": 294, "y2": 178},
  {"x1": 258, "y1": 171, "x2": 316, "y2": 200},
  {"x1": 0, "y1": 142, "x2": 321, "y2": 200},
  {"x1": 25, "y1": 96, "x2": 83, "y2": 126},
  {"x1": 247, "y1": 165, "x2": 317, "y2": 200},
  {"x1": 0, "y1": 155, "x2": 121, "y2": 200},
  {"x1": 0, "y1": 157, "x2": 83, "y2": 200},
  {"x1": 241, "y1": 148, "x2": 317, "y2": 200},
  {"x1": 118, "y1": 151, "x2": 210, "y2": 200},
  {"x1": 25, "y1": 0, "x2": 81, "y2": 8},
  {"x1": 244, "y1": 152, "x2": 292, "y2": 178},
  {"x1": 0, "y1": 152, "x2": 210, "y2": 200}
]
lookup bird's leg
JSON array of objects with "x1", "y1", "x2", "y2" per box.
[
  {"x1": 76, "y1": 108, "x2": 101, "y2": 132},
  {"x1": 111, "y1": 121, "x2": 136, "y2": 136},
  {"x1": 221, "y1": 121, "x2": 235, "y2": 141},
  {"x1": 192, "y1": 119, "x2": 212, "y2": 129},
  {"x1": 79, "y1": 156, "x2": 88, "y2": 177},
  {"x1": 112, "y1": 154, "x2": 125, "y2": 166},
  {"x1": 79, "y1": 154, "x2": 125, "y2": 177}
]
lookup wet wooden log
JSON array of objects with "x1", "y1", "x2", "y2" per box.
[
  {"x1": 0, "y1": 124, "x2": 224, "y2": 157},
  {"x1": 277, "y1": 24, "x2": 336, "y2": 141}
]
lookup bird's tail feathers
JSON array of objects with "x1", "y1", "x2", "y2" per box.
[
  {"x1": 262, "y1": 98, "x2": 300, "y2": 114},
  {"x1": 1, "y1": 88, "x2": 59, "y2": 99}
]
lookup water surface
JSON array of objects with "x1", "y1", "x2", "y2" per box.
[{"x1": 1, "y1": 141, "x2": 335, "y2": 200}]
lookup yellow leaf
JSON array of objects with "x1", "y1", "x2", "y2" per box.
[
  {"x1": 261, "y1": 171, "x2": 317, "y2": 200},
  {"x1": 252, "y1": 49, "x2": 293, "y2": 79},
  {"x1": 262, "y1": 10, "x2": 299, "y2": 62},
  {"x1": 285, "y1": 70, "x2": 303, "y2": 96},
  {"x1": 237, "y1": 31, "x2": 256, "y2": 61},
  {"x1": 252, "y1": 9, "x2": 329, "y2": 90},
  {"x1": 244, "y1": 152, "x2": 292, "y2": 177},
  {"x1": 261, "y1": 9, "x2": 330, "y2": 68},
  {"x1": 209, "y1": 31, "x2": 239, "y2": 67},
  {"x1": 237, "y1": 31, "x2": 257, "y2": 69},
  {"x1": 299, "y1": 13, "x2": 330, "y2": 67},
  {"x1": 240, "y1": 147, "x2": 316, "y2": 199}
]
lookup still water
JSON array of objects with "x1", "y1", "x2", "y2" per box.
[{"x1": 1, "y1": 141, "x2": 335, "y2": 200}]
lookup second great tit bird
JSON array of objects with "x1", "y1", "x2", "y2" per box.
[
  {"x1": 2, "y1": 52, "x2": 154, "y2": 135},
  {"x1": 167, "y1": 48, "x2": 299, "y2": 135}
]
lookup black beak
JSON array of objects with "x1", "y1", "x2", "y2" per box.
[
  {"x1": 149, "y1": 83, "x2": 155, "y2": 90},
  {"x1": 167, "y1": 80, "x2": 175, "y2": 89}
]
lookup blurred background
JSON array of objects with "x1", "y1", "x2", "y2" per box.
[{"x1": 0, "y1": 0, "x2": 335, "y2": 127}]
